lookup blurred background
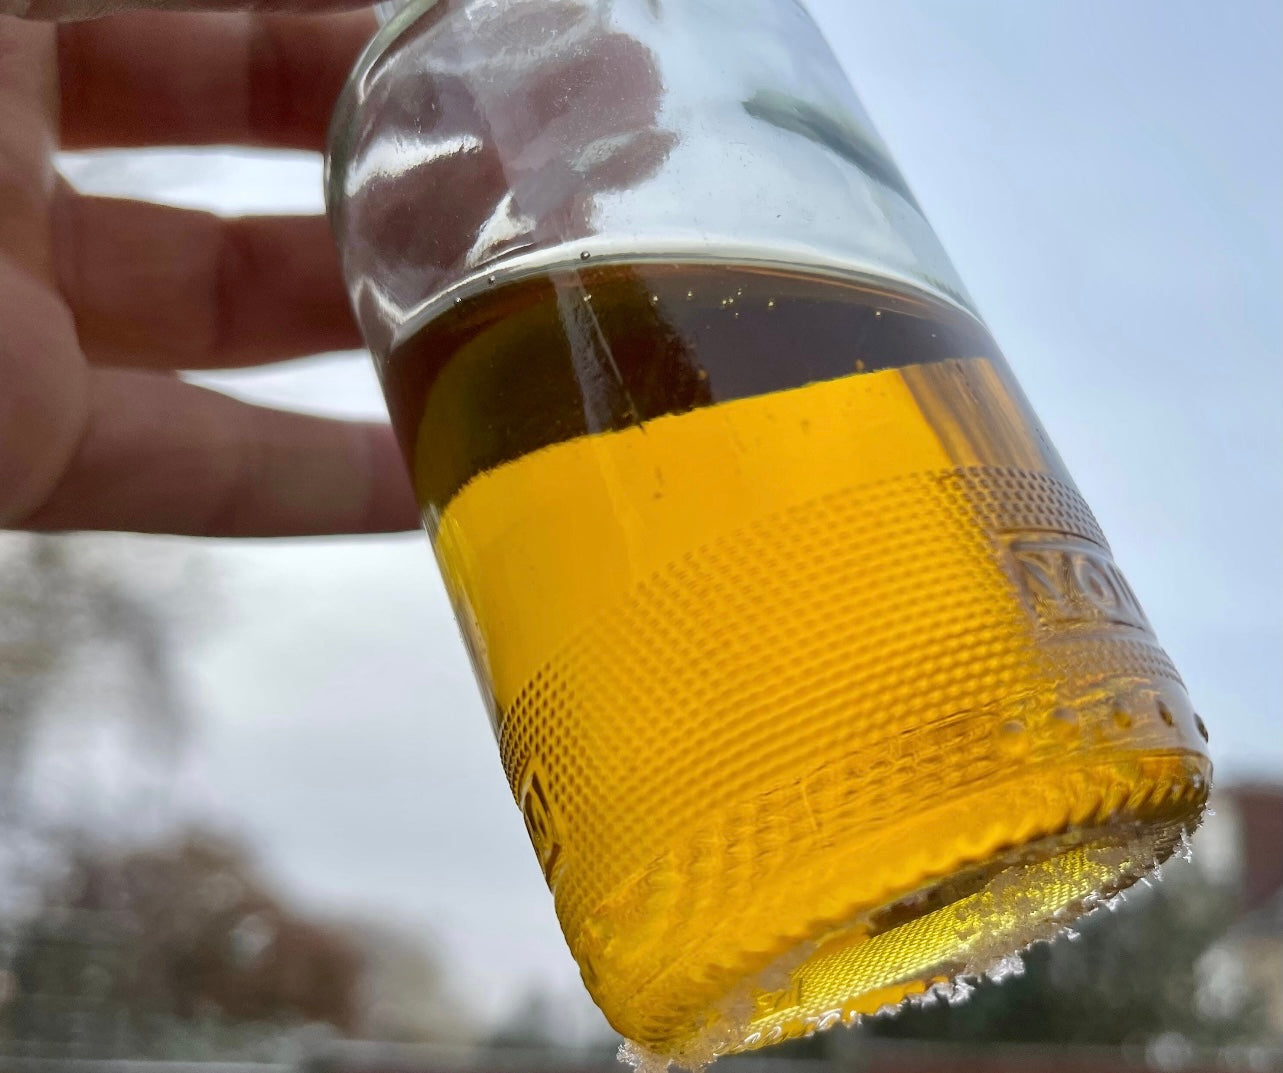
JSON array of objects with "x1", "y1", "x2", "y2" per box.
[{"x1": 2, "y1": 0, "x2": 1280, "y2": 1071}]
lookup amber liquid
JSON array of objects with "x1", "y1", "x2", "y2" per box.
[{"x1": 383, "y1": 262, "x2": 1210, "y2": 1062}]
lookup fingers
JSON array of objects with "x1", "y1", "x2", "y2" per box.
[
  {"x1": 54, "y1": 188, "x2": 360, "y2": 367},
  {"x1": 0, "y1": 16, "x2": 57, "y2": 278},
  {"x1": 58, "y1": 10, "x2": 375, "y2": 150},
  {"x1": 16, "y1": 367, "x2": 421, "y2": 536},
  {"x1": 14, "y1": 0, "x2": 373, "y2": 22},
  {"x1": 0, "y1": 247, "x2": 88, "y2": 529}
]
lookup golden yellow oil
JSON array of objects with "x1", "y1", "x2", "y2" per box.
[{"x1": 384, "y1": 262, "x2": 1210, "y2": 1061}]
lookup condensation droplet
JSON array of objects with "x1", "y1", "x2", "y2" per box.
[
  {"x1": 486, "y1": 274, "x2": 496, "y2": 285},
  {"x1": 1157, "y1": 700, "x2": 1175, "y2": 727},
  {"x1": 579, "y1": 250, "x2": 591, "y2": 260},
  {"x1": 1194, "y1": 713, "x2": 1209, "y2": 741},
  {"x1": 767, "y1": 299, "x2": 776, "y2": 308},
  {"x1": 1111, "y1": 707, "x2": 1133, "y2": 731},
  {"x1": 617, "y1": 1041, "x2": 671, "y2": 1073},
  {"x1": 987, "y1": 955, "x2": 1026, "y2": 982}
]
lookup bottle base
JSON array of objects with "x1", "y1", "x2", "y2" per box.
[{"x1": 622, "y1": 751, "x2": 1208, "y2": 1069}]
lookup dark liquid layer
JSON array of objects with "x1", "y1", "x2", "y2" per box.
[{"x1": 381, "y1": 263, "x2": 1004, "y2": 515}]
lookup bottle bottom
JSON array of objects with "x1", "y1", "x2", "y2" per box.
[{"x1": 624, "y1": 755, "x2": 1206, "y2": 1068}]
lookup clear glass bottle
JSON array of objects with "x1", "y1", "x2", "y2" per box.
[{"x1": 325, "y1": 0, "x2": 1211, "y2": 1063}]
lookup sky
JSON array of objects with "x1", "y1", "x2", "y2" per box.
[{"x1": 50, "y1": 0, "x2": 1283, "y2": 1036}]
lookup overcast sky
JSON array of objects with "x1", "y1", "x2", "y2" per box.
[{"x1": 55, "y1": 0, "x2": 1281, "y2": 1035}]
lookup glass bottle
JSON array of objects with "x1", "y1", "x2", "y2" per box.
[{"x1": 325, "y1": 0, "x2": 1211, "y2": 1062}]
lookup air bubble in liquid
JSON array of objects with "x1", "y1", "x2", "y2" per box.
[
  {"x1": 1049, "y1": 708, "x2": 1080, "y2": 738},
  {"x1": 997, "y1": 719, "x2": 1031, "y2": 757}
]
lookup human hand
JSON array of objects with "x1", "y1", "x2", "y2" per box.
[{"x1": 0, "y1": 0, "x2": 421, "y2": 536}]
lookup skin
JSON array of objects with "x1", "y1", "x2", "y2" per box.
[
  {"x1": 0, "y1": 0, "x2": 422, "y2": 536},
  {"x1": 1, "y1": 0, "x2": 673, "y2": 538}
]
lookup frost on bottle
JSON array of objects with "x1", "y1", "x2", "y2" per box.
[{"x1": 326, "y1": 0, "x2": 1211, "y2": 1062}]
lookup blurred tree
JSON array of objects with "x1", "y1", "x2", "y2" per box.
[
  {"x1": 487, "y1": 983, "x2": 621, "y2": 1056},
  {"x1": 488, "y1": 989, "x2": 561, "y2": 1050},
  {"x1": 2, "y1": 828, "x2": 366, "y2": 1057},
  {"x1": 338, "y1": 917, "x2": 473, "y2": 1045},
  {"x1": 0, "y1": 532, "x2": 193, "y2": 814},
  {"x1": 2, "y1": 535, "x2": 355, "y2": 1059},
  {"x1": 1, "y1": 532, "x2": 467, "y2": 1061}
]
